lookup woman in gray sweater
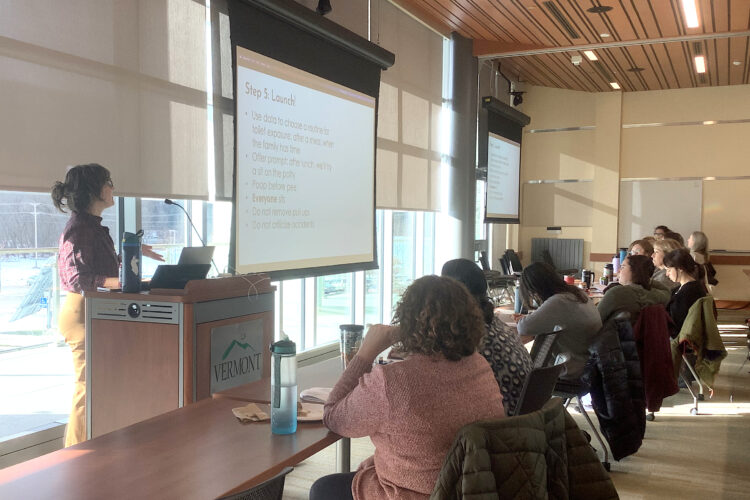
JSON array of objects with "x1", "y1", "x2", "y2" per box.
[{"x1": 517, "y1": 263, "x2": 602, "y2": 381}]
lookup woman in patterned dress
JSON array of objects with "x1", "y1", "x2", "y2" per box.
[{"x1": 441, "y1": 258, "x2": 532, "y2": 415}]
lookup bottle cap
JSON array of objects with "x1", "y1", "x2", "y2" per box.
[{"x1": 270, "y1": 338, "x2": 296, "y2": 355}]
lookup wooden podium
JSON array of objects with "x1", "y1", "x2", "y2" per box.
[{"x1": 83, "y1": 275, "x2": 275, "y2": 439}]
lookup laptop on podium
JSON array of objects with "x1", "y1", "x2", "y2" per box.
[{"x1": 144, "y1": 246, "x2": 215, "y2": 290}]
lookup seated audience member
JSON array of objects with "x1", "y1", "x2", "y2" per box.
[
  {"x1": 653, "y1": 225, "x2": 670, "y2": 240},
  {"x1": 664, "y1": 230, "x2": 685, "y2": 246},
  {"x1": 516, "y1": 263, "x2": 602, "y2": 381},
  {"x1": 628, "y1": 239, "x2": 654, "y2": 257},
  {"x1": 688, "y1": 231, "x2": 718, "y2": 286},
  {"x1": 441, "y1": 258, "x2": 532, "y2": 416},
  {"x1": 652, "y1": 238, "x2": 682, "y2": 290},
  {"x1": 663, "y1": 249, "x2": 708, "y2": 335},
  {"x1": 597, "y1": 255, "x2": 670, "y2": 325},
  {"x1": 313, "y1": 276, "x2": 505, "y2": 500},
  {"x1": 643, "y1": 235, "x2": 656, "y2": 245}
]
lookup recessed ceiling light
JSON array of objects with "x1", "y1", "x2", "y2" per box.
[
  {"x1": 681, "y1": 0, "x2": 700, "y2": 28},
  {"x1": 600, "y1": 33, "x2": 611, "y2": 38},
  {"x1": 610, "y1": 82, "x2": 621, "y2": 90},
  {"x1": 733, "y1": 60, "x2": 742, "y2": 66},
  {"x1": 584, "y1": 50, "x2": 598, "y2": 61},
  {"x1": 703, "y1": 121, "x2": 716, "y2": 125},
  {"x1": 587, "y1": 6, "x2": 613, "y2": 14},
  {"x1": 694, "y1": 55, "x2": 706, "y2": 73},
  {"x1": 627, "y1": 67, "x2": 645, "y2": 72}
]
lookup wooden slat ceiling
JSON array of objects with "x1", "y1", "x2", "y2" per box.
[{"x1": 393, "y1": 0, "x2": 750, "y2": 92}]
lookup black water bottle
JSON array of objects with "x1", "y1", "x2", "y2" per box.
[{"x1": 121, "y1": 230, "x2": 143, "y2": 292}]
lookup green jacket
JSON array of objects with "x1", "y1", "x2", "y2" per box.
[
  {"x1": 597, "y1": 283, "x2": 671, "y2": 326},
  {"x1": 671, "y1": 296, "x2": 727, "y2": 388},
  {"x1": 430, "y1": 399, "x2": 618, "y2": 500}
]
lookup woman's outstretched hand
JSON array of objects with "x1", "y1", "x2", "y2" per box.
[
  {"x1": 358, "y1": 324, "x2": 399, "y2": 362},
  {"x1": 142, "y1": 244, "x2": 165, "y2": 262}
]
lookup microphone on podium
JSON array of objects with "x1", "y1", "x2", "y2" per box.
[
  {"x1": 164, "y1": 199, "x2": 221, "y2": 275},
  {"x1": 164, "y1": 198, "x2": 207, "y2": 247}
]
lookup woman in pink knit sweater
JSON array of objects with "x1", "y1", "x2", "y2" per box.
[{"x1": 311, "y1": 275, "x2": 506, "y2": 500}]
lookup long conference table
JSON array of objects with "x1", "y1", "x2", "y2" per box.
[{"x1": 0, "y1": 357, "x2": 346, "y2": 499}]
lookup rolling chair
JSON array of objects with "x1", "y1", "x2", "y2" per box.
[
  {"x1": 671, "y1": 296, "x2": 727, "y2": 415},
  {"x1": 511, "y1": 362, "x2": 565, "y2": 416},
  {"x1": 217, "y1": 467, "x2": 293, "y2": 500},
  {"x1": 479, "y1": 250, "x2": 518, "y2": 305},
  {"x1": 499, "y1": 249, "x2": 523, "y2": 276},
  {"x1": 530, "y1": 330, "x2": 611, "y2": 471}
]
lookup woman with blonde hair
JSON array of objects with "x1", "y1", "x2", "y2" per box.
[
  {"x1": 688, "y1": 231, "x2": 718, "y2": 286},
  {"x1": 688, "y1": 231, "x2": 709, "y2": 264},
  {"x1": 652, "y1": 238, "x2": 682, "y2": 290}
]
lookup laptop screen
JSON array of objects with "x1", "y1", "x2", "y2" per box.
[{"x1": 178, "y1": 246, "x2": 215, "y2": 265}]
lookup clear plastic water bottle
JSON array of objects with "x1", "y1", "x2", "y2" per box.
[{"x1": 270, "y1": 337, "x2": 297, "y2": 435}]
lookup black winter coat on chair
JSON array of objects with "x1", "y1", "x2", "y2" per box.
[{"x1": 582, "y1": 313, "x2": 646, "y2": 461}]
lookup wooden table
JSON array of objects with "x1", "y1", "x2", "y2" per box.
[
  {"x1": 213, "y1": 356, "x2": 353, "y2": 473},
  {"x1": 0, "y1": 397, "x2": 339, "y2": 499}
]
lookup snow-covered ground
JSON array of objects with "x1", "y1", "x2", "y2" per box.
[{"x1": 0, "y1": 257, "x2": 71, "y2": 439}]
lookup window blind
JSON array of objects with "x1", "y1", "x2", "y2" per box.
[{"x1": 0, "y1": 0, "x2": 210, "y2": 199}]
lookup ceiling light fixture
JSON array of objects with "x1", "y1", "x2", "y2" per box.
[
  {"x1": 584, "y1": 50, "x2": 598, "y2": 61},
  {"x1": 600, "y1": 33, "x2": 611, "y2": 38},
  {"x1": 694, "y1": 55, "x2": 706, "y2": 73},
  {"x1": 681, "y1": 0, "x2": 700, "y2": 28},
  {"x1": 703, "y1": 121, "x2": 716, "y2": 125},
  {"x1": 610, "y1": 82, "x2": 621, "y2": 90},
  {"x1": 733, "y1": 60, "x2": 742, "y2": 66}
]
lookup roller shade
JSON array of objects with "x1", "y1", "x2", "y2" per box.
[
  {"x1": 0, "y1": 0, "x2": 209, "y2": 199},
  {"x1": 374, "y1": 1, "x2": 443, "y2": 211}
]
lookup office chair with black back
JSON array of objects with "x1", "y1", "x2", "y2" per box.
[
  {"x1": 217, "y1": 467, "x2": 293, "y2": 500},
  {"x1": 512, "y1": 362, "x2": 565, "y2": 416},
  {"x1": 481, "y1": 251, "x2": 518, "y2": 305},
  {"x1": 530, "y1": 330, "x2": 611, "y2": 471},
  {"x1": 500, "y1": 249, "x2": 523, "y2": 276}
]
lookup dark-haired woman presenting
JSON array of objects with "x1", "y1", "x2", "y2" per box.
[
  {"x1": 51, "y1": 164, "x2": 162, "y2": 446},
  {"x1": 311, "y1": 275, "x2": 504, "y2": 500}
]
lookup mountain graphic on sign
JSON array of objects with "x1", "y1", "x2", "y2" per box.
[{"x1": 222, "y1": 340, "x2": 257, "y2": 361}]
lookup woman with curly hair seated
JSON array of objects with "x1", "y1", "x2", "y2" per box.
[{"x1": 311, "y1": 275, "x2": 505, "y2": 500}]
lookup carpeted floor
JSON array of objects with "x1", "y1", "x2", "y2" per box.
[{"x1": 282, "y1": 311, "x2": 750, "y2": 499}]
